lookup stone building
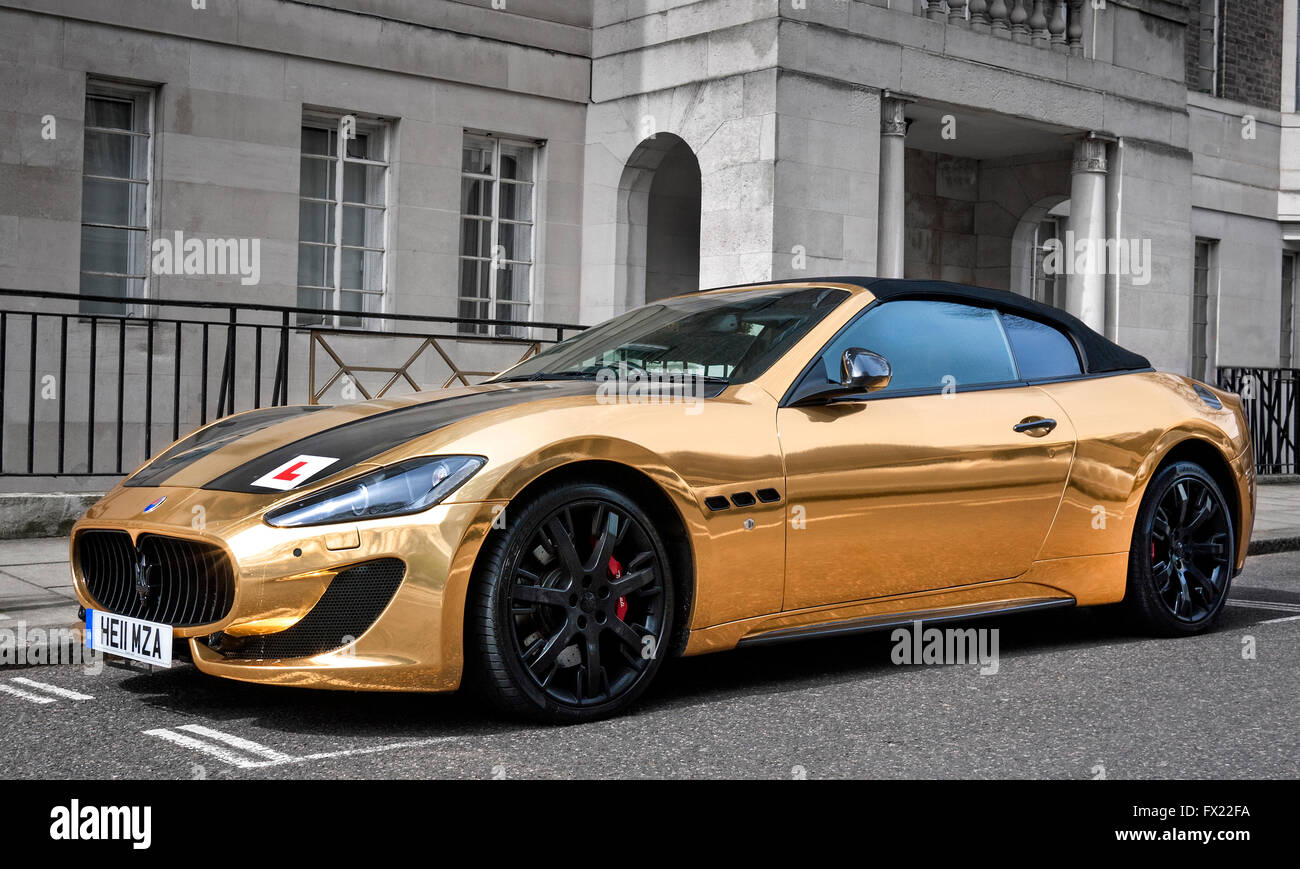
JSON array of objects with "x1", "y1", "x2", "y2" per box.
[{"x1": 0, "y1": 0, "x2": 1296, "y2": 496}]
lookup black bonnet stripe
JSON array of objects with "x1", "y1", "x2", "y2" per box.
[
  {"x1": 202, "y1": 381, "x2": 596, "y2": 493},
  {"x1": 125, "y1": 405, "x2": 329, "y2": 488}
]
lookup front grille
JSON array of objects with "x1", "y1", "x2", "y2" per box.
[
  {"x1": 214, "y1": 558, "x2": 405, "y2": 660},
  {"x1": 77, "y1": 530, "x2": 235, "y2": 628}
]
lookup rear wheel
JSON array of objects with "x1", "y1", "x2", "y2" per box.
[
  {"x1": 466, "y1": 482, "x2": 674, "y2": 723},
  {"x1": 1124, "y1": 461, "x2": 1235, "y2": 635}
]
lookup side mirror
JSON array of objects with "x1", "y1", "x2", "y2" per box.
[
  {"x1": 792, "y1": 347, "x2": 892, "y2": 405},
  {"x1": 840, "y1": 347, "x2": 891, "y2": 393}
]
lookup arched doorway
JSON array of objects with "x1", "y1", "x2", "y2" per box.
[
  {"x1": 1010, "y1": 196, "x2": 1070, "y2": 309},
  {"x1": 616, "y1": 134, "x2": 701, "y2": 308}
]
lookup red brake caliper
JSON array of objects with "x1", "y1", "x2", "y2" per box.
[{"x1": 609, "y1": 555, "x2": 628, "y2": 620}]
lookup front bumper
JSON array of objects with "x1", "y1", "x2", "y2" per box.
[{"x1": 71, "y1": 485, "x2": 504, "y2": 692}]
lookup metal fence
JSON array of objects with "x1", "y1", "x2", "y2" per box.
[
  {"x1": 6, "y1": 296, "x2": 1290, "y2": 481},
  {"x1": 0, "y1": 289, "x2": 581, "y2": 478},
  {"x1": 1217, "y1": 367, "x2": 1298, "y2": 475}
]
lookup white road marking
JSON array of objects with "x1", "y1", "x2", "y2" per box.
[
  {"x1": 1226, "y1": 599, "x2": 1300, "y2": 627},
  {"x1": 10, "y1": 677, "x2": 94, "y2": 701},
  {"x1": 1227, "y1": 599, "x2": 1300, "y2": 612},
  {"x1": 0, "y1": 612, "x2": 11, "y2": 620},
  {"x1": 176, "y1": 724, "x2": 293, "y2": 764},
  {"x1": 1224, "y1": 598, "x2": 1300, "y2": 625},
  {"x1": 144, "y1": 727, "x2": 268, "y2": 769},
  {"x1": 144, "y1": 724, "x2": 456, "y2": 769},
  {"x1": 296, "y1": 737, "x2": 458, "y2": 763},
  {"x1": 1258, "y1": 613, "x2": 1300, "y2": 625},
  {"x1": 0, "y1": 683, "x2": 56, "y2": 704}
]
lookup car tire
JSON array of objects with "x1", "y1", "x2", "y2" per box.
[
  {"x1": 1123, "y1": 460, "x2": 1236, "y2": 636},
  {"x1": 465, "y1": 481, "x2": 675, "y2": 723}
]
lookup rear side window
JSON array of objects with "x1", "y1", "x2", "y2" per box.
[
  {"x1": 999, "y1": 313, "x2": 1081, "y2": 380},
  {"x1": 816, "y1": 300, "x2": 1018, "y2": 394}
]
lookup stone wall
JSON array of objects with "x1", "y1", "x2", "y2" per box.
[
  {"x1": 903, "y1": 150, "x2": 978, "y2": 285},
  {"x1": 769, "y1": 72, "x2": 879, "y2": 281},
  {"x1": 901, "y1": 149, "x2": 1073, "y2": 296},
  {"x1": 1112, "y1": 139, "x2": 1196, "y2": 373},
  {"x1": 1186, "y1": 89, "x2": 1287, "y2": 369}
]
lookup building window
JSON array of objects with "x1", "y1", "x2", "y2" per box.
[
  {"x1": 297, "y1": 115, "x2": 389, "y2": 327},
  {"x1": 80, "y1": 81, "x2": 153, "y2": 315},
  {"x1": 459, "y1": 133, "x2": 538, "y2": 337},
  {"x1": 1283, "y1": 253, "x2": 1297, "y2": 368},
  {"x1": 1195, "y1": 0, "x2": 1220, "y2": 95},
  {"x1": 1191, "y1": 238, "x2": 1217, "y2": 381}
]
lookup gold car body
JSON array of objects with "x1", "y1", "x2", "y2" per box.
[{"x1": 71, "y1": 281, "x2": 1255, "y2": 691}]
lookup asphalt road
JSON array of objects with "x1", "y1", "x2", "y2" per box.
[{"x1": 3, "y1": 551, "x2": 1298, "y2": 780}]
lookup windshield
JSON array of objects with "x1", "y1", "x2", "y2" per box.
[{"x1": 494, "y1": 287, "x2": 849, "y2": 385}]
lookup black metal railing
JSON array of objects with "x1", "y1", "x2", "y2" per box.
[
  {"x1": 0, "y1": 289, "x2": 581, "y2": 478},
  {"x1": 1217, "y1": 367, "x2": 1299, "y2": 475}
]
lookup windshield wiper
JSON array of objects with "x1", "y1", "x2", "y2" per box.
[
  {"x1": 496, "y1": 369, "x2": 732, "y2": 385},
  {"x1": 492, "y1": 371, "x2": 600, "y2": 383}
]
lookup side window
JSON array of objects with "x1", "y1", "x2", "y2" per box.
[
  {"x1": 817, "y1": 300, "x2": 1018, "y2": 395},
  {"x1": 999, "y1": 313, "x2": 1081, "y2": 380}
]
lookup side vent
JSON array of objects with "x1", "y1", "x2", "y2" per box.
[{"x1": 707, "y1": 490, "x2": 782, "y2": 510}]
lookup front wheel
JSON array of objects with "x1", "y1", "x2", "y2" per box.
[
  {"x1": 1124, "y1": 461, "x2": 1236, "y2": 636},
  {"x1": 465, "y1": 482, "x2": 675, "y2": 723}
]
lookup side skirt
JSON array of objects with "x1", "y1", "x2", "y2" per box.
[{"x1": 736, "y1": 597, "x2": 1076, "y2": 648}]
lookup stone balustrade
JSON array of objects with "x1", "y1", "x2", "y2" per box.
[{"x1": 913, "y1": 0, "x2": 1084, "y2": 54}]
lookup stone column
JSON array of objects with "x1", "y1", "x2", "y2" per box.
[
  {"x1": 877, "y1": 95, "x2": 911, "y2": 279},
  {"x1": 1066, "y1": 133, "x2": 1111, "y2": 332}
]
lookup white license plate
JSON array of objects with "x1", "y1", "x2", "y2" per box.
[{"x1": 85, "y1": 609, "x2": 173, "y2": 667}]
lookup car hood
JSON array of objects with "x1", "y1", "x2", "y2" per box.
[{"x1": 124, "y1": 381, "x2": 599, "y2": 493}]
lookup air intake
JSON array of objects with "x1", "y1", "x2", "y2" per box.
[{"x1": 214, "y1": 558, "x2": 406, "y2": 660}]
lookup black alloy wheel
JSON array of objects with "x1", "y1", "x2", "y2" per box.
[
  {"x1": 467, "y1": 482, "x2": 674, "y2": 722},
  {"x1": 1126, "y1": 461, "x2": 1235, "y2": 635}
]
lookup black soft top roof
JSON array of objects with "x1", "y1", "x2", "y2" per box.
[{"x1": 732, "y1": 276, "x2": 1151, "y2": 375}]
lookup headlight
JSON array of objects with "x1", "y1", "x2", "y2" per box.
[{"x1": 265, "y1": 455, "x2": 485, "y2": 528}]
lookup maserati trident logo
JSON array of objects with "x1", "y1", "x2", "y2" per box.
[{"x1": 133, "y1": 549, "x2": 155, "y2": 606}]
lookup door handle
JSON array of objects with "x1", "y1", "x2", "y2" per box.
[{"x1": 1014, "y1": 417, "x2": 1057, "y2": 436}]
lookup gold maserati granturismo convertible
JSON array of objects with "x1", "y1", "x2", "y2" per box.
[{"x1": 72, "y1": 278, "x2": 1254, "y2": 721}]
